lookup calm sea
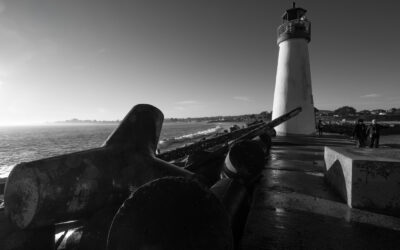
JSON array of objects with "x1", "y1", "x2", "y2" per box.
[
  {"x1": 0, "y1": 124, "x2": 399, "y2": 180},
  {"x1": 0, "y1": 122, "x2": 237, "y2": 179}
]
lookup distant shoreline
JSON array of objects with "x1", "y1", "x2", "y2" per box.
[
  {"x1": 54, "y1": 119, "x2": 255, "y2": 125},
  {"x1": 55, "y1": 119, "x2": 120, "y2": 124}
]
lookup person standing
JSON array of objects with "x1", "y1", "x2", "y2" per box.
[
  {"x1": 352, "y1": 119, "x2": 366, "y2": 148},
  {"x1": 317, "y1": 119, "x2": 323, "y2": 136},
  {"x1": 366, "y1": 119, "x2": 381, "y2": 148}
]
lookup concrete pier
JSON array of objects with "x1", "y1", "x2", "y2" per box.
[{"x1": 242, "y1": 135, "x2": 400, "y2": 250}]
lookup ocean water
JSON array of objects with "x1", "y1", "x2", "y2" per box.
[
  {"x1": 1, "y1": 124, "x2": 398, "y2": 180},
  {"x1": 0, "y1": 122, "x2": 236, "y2": 179}
]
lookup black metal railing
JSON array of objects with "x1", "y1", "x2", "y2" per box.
[{"x1": 277, "y1": 19, "x2": 311, "y2": 40}]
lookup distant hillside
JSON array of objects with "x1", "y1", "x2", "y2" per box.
[
  {"x1": 56, "y1": 119, "x2": 120, "y2": 124},
  {"x1": 316, "y1": 106, "x2": 400, "y2": 122}
]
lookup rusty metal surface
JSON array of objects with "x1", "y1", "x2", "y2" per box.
[
  {"x1": 0, "y1": 208, "x2": 55, "y2": 250},
  {"x1": 241, "y1": 135, "x2": 400, "y2": 250}
]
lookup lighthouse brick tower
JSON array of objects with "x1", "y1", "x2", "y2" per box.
[{"x1": 272, "y1": 3, "x2": 315, "y2": 135}]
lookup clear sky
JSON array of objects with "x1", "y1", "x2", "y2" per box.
[{"x1": 0, "y1": 0, "x2": 399, "y2": 125}]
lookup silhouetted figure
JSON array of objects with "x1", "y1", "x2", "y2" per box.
[
  {"x1": 352, "y1": 119, "x2": 366, "y2": 148},
  {"x1": 366, "y1": 119, "x2": 381, "y2": 148},
  {"x1": 317, "y1": 119, "x2": 323, "y2": 136}
]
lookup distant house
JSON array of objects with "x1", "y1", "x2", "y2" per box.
[
  {"x1": 316, "y1": 110, "x2": 333, "y2": 116},
  {"x1": 371, "y1": 109, "x2": 386, "y2": 115}
]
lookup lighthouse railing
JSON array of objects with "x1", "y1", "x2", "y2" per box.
[{"x1": 277, "y1": 19, "x2": 311, "y2": 38}]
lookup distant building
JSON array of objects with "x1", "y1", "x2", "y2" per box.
[
  {"x1": 371, "y1": 109, "x2": 386, "y2": 115},
  {"x1": 316, "y1": 110, "x2": 334, "y2": 117}
]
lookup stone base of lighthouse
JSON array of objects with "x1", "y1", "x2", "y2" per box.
[{"x1": 272, "y1": 38, "x2": 315, "y2": 135}]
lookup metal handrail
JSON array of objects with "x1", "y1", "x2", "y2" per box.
[{"x1": 277, "y1": 19, "x2": 311, "y2": 37}]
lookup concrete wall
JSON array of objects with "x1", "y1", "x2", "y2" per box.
[{"x1": 272, "y1": 38, "x2": 315, "y2": 135}]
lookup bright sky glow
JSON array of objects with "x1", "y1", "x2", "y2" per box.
[{"x1": 0, "y1": 0, "x2": 399, "y2": 125}]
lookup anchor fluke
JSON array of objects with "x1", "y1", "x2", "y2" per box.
[{"x1": 4, "y1": 104, "x2": 192, "y2": 229}]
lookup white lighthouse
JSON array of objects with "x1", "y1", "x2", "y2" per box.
[{"x1": 272, "y1": 3, "x2": 315, "y2": 135}]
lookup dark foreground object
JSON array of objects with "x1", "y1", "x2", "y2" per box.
[
  {"x1": 0, "y1": 105, "x2": 300, "y2": 249},
  {"x1": 107, "y1": 177, "x2": 233, "y2": 250},
  {"x1": 4, "y1": 104, "x2": 192, "y2": 229},
  {"x1": 222, "y1": 140, "x2": 265, "y2": 183}
]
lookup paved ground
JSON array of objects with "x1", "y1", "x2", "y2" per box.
[{"x1": 241, "y1": 135, "x2": 400, "y2": 250}]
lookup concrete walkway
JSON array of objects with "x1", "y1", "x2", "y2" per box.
[{"x1": 242, "y1": 135, "x2": 400, "y2": 250}]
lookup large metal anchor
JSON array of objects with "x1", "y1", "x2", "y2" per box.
[{"x1": 4, "y1": 104, "x2": 193, "y2": 229}]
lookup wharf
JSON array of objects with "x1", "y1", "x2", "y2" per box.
[{"x1": 242, "y1": 135, "x2": 400, "y2": 250}]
